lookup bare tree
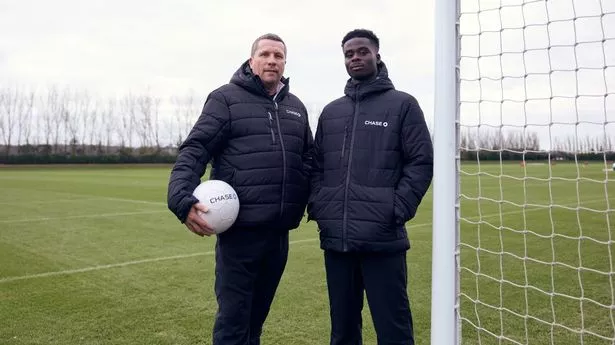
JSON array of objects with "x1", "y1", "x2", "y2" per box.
[
  {"x1": 135, "y1": 92, "x2": 160, "y2": 148},
  {"x1": 103, "y1": 99, "x2": 116, "y2": 150},
  {"x1": 171, "y1": 90, "x2": 200, "y2": 148},
  {"x1": 524, "y1": 131, "x2": 540, "y2": 151},
  {"x1": 61, "y1": 89, "x2": 79, "y2": 154},
  {"x1": 164, "y1": 116, "x2": 176, "y2": 149},
  {"x1": 42, "y1": 86, "x2": 58, "y2": 150},
  {"x1": 135, "y1": 94, "x2": 148, "y2": 147},
  {"x1": 460, "y1": 128, "x2": 468, "y2": 149},
  {"x1": 88, "y1": 100, "x2": 102, "y2": 153},
  {"x1": 171, "y1": 95, "x2": 184, "y2": 147},
  {"x1": 566, "y1": 135, "x2": 574, "y2": 153},
  {"x1": 0, "y1": 87, "x2": 21, "y2": 154},
  {"x1": 76, "y1": 90, "x2": 93, "y2": 151},
  {"x1": 0, "y1": 87, "x2": 35, "y2": 152},
  {"x1": 119, "y1": 93, "x2": 137, "y2": 148},
  {"x1": 584, "y1": 135, "x2": 592, "y2": 153},
  {"x1": 151, "y1": 95, "x2": 161, "y2": 149},
  {"x1": 16, "y1": 90, "x2": 35, "y2": 147}
]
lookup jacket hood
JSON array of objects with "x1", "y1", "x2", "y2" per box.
[
  {"x1": 344, "y1": 61, "x2": 395, "y2": 100},
  {"x1": 230, "y1": 59, "x2": 289, "y2": 100}
]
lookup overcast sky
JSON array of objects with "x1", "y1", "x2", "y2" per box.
[
  {"x1": 0, "y1": 0, "x2": 613, "y2": 148},
  {"x1": 0, "y1": 0, "x2": 434, "y2": 128}
]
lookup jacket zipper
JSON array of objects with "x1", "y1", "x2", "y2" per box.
[
  {"x1": 274, "y1": 101, "x2": 287, "y2": 217},
  {"x1": 342, "y1": 86, "x2": 360, "y2": 252},
  {"x1": 267, "y1": 112, "x2": 276, "y2": 144}
]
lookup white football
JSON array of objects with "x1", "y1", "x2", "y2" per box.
[{"x1": 192, "y1": 180, "x2": 240, "y2": 234}]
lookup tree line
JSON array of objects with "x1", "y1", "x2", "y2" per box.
[
  {"x1": 460, "y1": 128, "x2": 615, "y2": 162},
  {"x1": 1, "y1": 86, "x2": 613, "y2": 164},
  {"x1": 0, "y1": 86, "x2": 202, "y2": 163}
]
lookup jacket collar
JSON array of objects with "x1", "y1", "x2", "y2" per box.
[{"x1": 343, "y1": 61, "x2": 395, "y2": 101}]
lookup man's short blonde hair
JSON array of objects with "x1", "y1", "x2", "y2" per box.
[{"x1": 251, "y1": 33, "x2": 287, "y2": 57}]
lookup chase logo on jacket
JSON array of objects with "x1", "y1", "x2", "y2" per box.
[
  {"x1": 364, "y1": 120, "x2": 388, "y2": 127},
  {"x1": 286, "y1": 109, "x2": 302, "y2": 117}
]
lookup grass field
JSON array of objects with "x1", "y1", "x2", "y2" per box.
[
  {"x1": 0, "y1": 162, "x2": 613, "y2": 344},
  {"x1": 459, "y1": 161, "x2": 615, "y2": 345}
]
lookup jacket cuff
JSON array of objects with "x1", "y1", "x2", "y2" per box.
[{"x1": 178, "y1": 195, "x2": 199, "y2": 223}]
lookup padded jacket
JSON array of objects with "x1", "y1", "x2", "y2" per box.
[
  {"x1": 167, "y1": 60, "x2": 313, "y2": 231},
  {"x1": 308, "y1": 62, "x2": 433, "y2": 252}
]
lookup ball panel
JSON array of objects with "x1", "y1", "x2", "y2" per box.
[{"x1": 192, "y1": 180, "x2": 240, "y2": 234}]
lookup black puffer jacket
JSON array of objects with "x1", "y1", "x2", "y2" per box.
[
  {"x1": 308, "y1": 62, "x2": 433, "y2": 252},
  {"x1": 167, "y1": 60, "x2": 313, "y2": 231}
]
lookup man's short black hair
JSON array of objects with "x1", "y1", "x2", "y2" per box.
[
  {"x1": 341, "y1": 29, "x2": 380, "y2": 50},
  {"x1": 251, "y1": 33, "x2": 287, "y2": 57}
]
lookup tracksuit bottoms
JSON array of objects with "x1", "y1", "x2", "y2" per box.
[
  {"x1": 212, "y1": 228, "x2": 289, "y2": 345},
  {"x1": 324, "y1": 250, "x2": 414, "y2": 345}
]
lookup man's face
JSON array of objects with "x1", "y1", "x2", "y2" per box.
[
  {"x1": 249, "y1": 39, "x2": 286, "y2": 87},
  {"x1": 343, "y1": 37, "x2": 380, "y2": 81}
]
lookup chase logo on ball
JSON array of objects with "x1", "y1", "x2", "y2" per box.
[{"x1": 210, "y1": 193, "x2": 238, "y2": 204}]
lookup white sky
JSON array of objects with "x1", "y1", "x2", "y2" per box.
[
  {"x1": 0, "y1": 0, "x2": 435, "y2": 131},
  {"x1": 0, "y1": 0, "x2": 613, "y2": 148}
]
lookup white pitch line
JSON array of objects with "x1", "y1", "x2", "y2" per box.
[
  {"x1": 0, "y1": 239, "x2": 319, "y2": 284},
  {"x1": 99, "y1": 197, "x2": 166, "y2": 206},
  {"x1": 0, "y1": 210, "x2": 167, "y2": 224},
  {"x1": 0, "y1": 198, "x2": 103, "y2": 206},
  {"x1": 0, "y1": 196, "x2": 166, "y2": 207}
]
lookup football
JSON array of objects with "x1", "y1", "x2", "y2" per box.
[{"x1": 192, "y1": 180, "x2": 240, "y2": 234}]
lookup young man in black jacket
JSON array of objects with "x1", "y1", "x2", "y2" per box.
[
  {"x1": 308, "y1": 29, "x2": 434, "y2": 345},
  {"x1": 167, "y1": 33, "x2": 313, "y2": 345}
]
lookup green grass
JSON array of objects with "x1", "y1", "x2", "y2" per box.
[
  {"x1": 0, "y1": 162, "x2": 613, "y2": 344},
  {"x1": 459, "y1": 161, "x2": 615, "y2": 345}
]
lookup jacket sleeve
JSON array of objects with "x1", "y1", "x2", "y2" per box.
[
  {"x1": 307, "y1": 115, "x2": 323, "y2": 219},
  {"x1": 394, "y1": 96, "x2": 434, "y2": 224},
  {"x1": 302, "y1": 113, "x2": 315, "y2": 185},
  {"x1": 297, "y1": 105, "x2": 314, "y2": 210},
  {"x1": 167, "y1": 91, "x2": 230, "y2": 223},
  {"x1": 302, "y1": 107, "x2": 314, "y2": 178}
]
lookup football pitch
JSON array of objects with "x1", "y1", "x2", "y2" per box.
[{"x1": 0, "y1": 163, "x2": 613, "y2": 345}]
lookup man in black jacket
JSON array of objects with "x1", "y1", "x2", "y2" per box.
[
  {"x1": 308, "y1": 29, "x2": 433, "y2": 345},
  {"x1": 167, "y1": 33, "x2": 313, "y2": 345}
]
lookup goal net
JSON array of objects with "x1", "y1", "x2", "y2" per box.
[{"x1": 435, "y1": 0, "x2": 615, "y2": 344}]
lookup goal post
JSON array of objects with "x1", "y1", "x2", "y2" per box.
[
  {"x1": 431, "y1": 0, "x2": 461, "y2": 344},
  {"x1": 432, "y1": 0, "x2": 615, "y2": 344}
]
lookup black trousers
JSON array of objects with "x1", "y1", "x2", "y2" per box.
[
  {"x1": 324, "y1": 250, "x2": 414, "y2": 345},
  {"x1": 212, "y1": 228, "x2": 289, "y2": 345}
]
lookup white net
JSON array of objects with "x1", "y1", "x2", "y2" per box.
[{"x1": 457, "y1": 0, "x2": 615, "y2": 344}]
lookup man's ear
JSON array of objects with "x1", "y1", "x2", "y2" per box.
[
  {"x1": 376, "y1": 53, "x2": 381, "y2": 63},
  {"x1": 248, "y1": 57, "x2": 254, "y2": 69}
]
